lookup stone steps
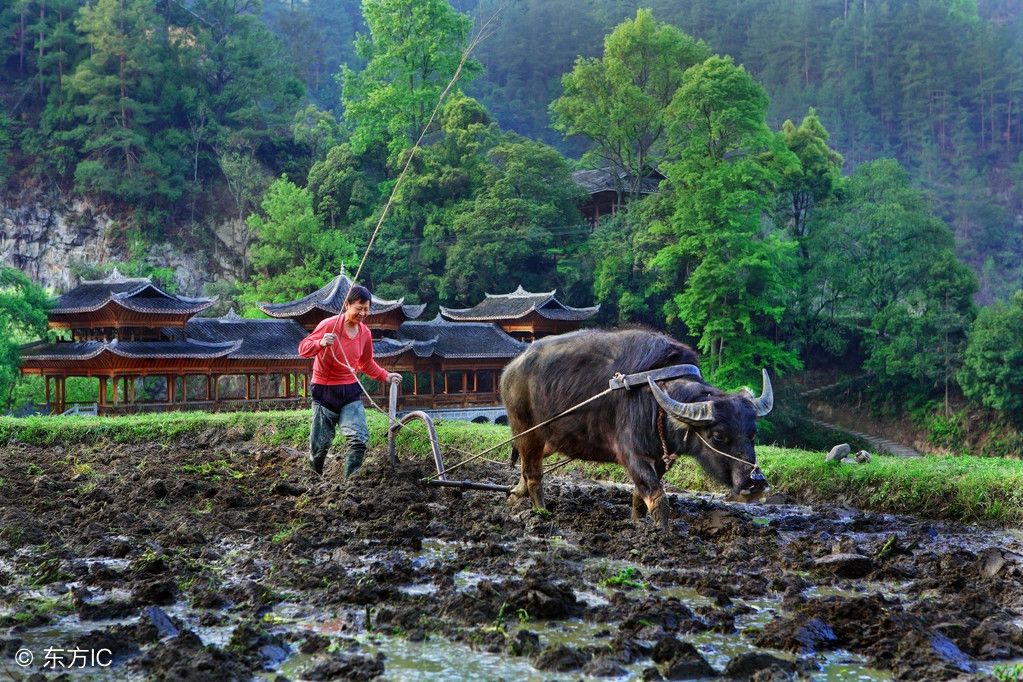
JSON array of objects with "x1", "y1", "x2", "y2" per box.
[{"x1": 808, "y1": 418, "x2": 921, "y2": 458}]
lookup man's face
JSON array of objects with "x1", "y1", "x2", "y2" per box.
[{"x1": 345, "y1": 300, "x2": 371, "y2": 324}]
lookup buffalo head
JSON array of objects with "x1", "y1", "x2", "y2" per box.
[{"x1": 648, "y1": 369, "x2": 773, "y2": 500}]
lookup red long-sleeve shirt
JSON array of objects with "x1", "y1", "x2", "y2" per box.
[{"x1": 298, "y1": 316, "x2": 389, "y2": 385}]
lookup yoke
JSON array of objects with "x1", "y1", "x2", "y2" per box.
[{"x1": 608, "y1": 363, "x2": 702, "y2": 390}]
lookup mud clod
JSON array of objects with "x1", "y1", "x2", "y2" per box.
[{"x1": 531, "y1": 643, "x2": 590, "y2": 671}]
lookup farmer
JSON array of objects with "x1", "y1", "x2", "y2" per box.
[{"x1": 298, "y1": 285, "x2": 401, "y2": 476}]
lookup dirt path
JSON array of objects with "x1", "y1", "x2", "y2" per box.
[{"x1": 2, "y1": 436, "x2": 1021, "y2": 680}]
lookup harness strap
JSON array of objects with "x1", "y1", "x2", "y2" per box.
[{"x1": 657, "y1": 406, "x2": 679, "y2": 468}]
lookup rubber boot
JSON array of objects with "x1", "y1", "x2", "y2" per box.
[
  {"x1": 308, "y1": 449, "x2": 325, "y2": 476},
  {"x1": 343, "y1": 437, "x2": 367, "y2": 477}
]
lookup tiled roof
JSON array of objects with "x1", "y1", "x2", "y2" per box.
[
  {"x1": 51, "y1": 268, "x2": 214, "y2": 316},
  {"x1": 440, "y1": 285, "x2": 599, "y2": 322},
  {"x1": 395, "y1": 315, "x2": 527, "y2": 359},
  {"x1": 20, "y1": 338, "x2": 239, "y2": 361},
  {"x1": 258, "y1": 269, "x2": 423, "y2": 320},
  {"x1": 183, "y1": 311, "x2": 310, "y2": 360},
  {"x1": 22, "y1": 310, "x2": 311, "y2": 362},
  {"x1": 571, "y1": 166, "x2": 662, "y2": 195},
  {"x1": 373, "y1": 337, "x2": 437, "y2": 359}
]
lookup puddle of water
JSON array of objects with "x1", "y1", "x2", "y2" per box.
[
  {"x1": 398, "y1": 582, "x2": 439, "y2": 596},
  {"x1": 163, "y1": 602, "x2": 234, "y2": 648},
  {"x1": 811, "y1": 650, "x2": 892, "y2": 681},
  {"x1": 689, "y1": 627, "x2": 788, "y2": 670},
  {"x1": 6, "y1": 616, "x2": 145, "y2": 680},
  {"x1": 453, "y1": 570, "x2": 503, "y2": 591},
  {"x1": 276, "y1": 636, "x2": 561, "y2": 682},
  {"x1": 647, "y1": 584, "x2": 715, "y2": 607},
  {"x1": 733, "y1": 597, "x2": 781, "y2": 630},
  {"x1": 573, "y1": 589, "x2": 609, "y2": 607},
  {"x1": 417, "y1": 538, "x2": 463, "y2": 563},
  {"x1": 803, "y1": 580, "x2": 910, "y2": 601}
]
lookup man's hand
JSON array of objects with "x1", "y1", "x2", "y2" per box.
[
  {"x1": 388, "y1": 372, "x2": 402, "y2": 384},
  {"x1": 319, "y1": 333, "x2": 336, "y2": 348}
]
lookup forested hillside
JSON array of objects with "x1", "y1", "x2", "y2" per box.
[
  {"x1": 463, "y1": 0, "x2": 1023, "y2": 304},
  {"x1": 2, "y1": 0, "x2": 1022, "y2": 439},
  {"x1": 3, "y1": 1, "x2": 1021, "y2": 298}
]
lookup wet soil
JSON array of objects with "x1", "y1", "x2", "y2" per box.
[{"x1": 2, "y1": 435, "x2": 1023, "y2": 680}]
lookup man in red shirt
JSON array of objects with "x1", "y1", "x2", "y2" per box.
[{"x1": 298, "y1": 285, "x2": 401, "y2": 476}]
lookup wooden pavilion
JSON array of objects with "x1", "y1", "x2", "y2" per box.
[
  {"x1": 20, "y1": 270, "x2": 314, "y2": 414},
  {"x1": 372, "y1": 315, "x2": 526, "y2": 407},
  {"x1": 440, "y1": 285, "x2": 599, "y2": 342},
  {"x1": 258, "y1": 267, "x2": 425, "y2": 335}
]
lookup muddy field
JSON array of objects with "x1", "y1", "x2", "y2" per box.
[{"x1": 2, "y1": 434, "x2": 1023, "y2": 681}]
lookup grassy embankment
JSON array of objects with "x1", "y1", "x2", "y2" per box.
[{"x1": 1, "y1": 410, "x2": 1022, "y2": 526}]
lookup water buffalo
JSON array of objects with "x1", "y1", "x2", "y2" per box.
[{"x1": 500, "y1": 328, "x2": 773, "y2": 528}]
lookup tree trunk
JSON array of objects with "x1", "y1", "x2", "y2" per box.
[{"x1": 38, "y1": 2, "x2": 45, "y2": 97}]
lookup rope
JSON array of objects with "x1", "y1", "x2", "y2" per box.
[
  {"x1": 542, "y1": 457, "x2": 573, "y2": 475},
  {"x1": 424, "y1": 385, "x2": 615, "y2": 481},
  {"x1": 314, "y1": 8, "x2": 504, "y2": 416},
  {"x1": 690, "y1": 428, "x2": 760, "y2": 471}
]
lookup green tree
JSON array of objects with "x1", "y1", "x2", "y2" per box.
[
  {"x1": 67, "y1": 0, "x2": 189, "y2": 208},
  {"x1": 775, "y1": 108, "x2": 844, "y2": 246},
  {"x1": 339, "y1": 0, "x2": 480, "y2": 161},
  {"x1": 589, "y1": 195, "x2": 670, "y2": 327},
  {"x1": 653, "y1": 55, "x2": 800, "y2": 384},
  {"x1": 292, "y1": 104, "x2": 342, "y2": 166},
  {"x1": 550, "y1": 9, "x2": 709, "y2": 196},
  {"x1": 189, "y1": 0, "x2": 304, "y2": 152},
  {"x1": 868, "y1": 252, "x2": 976, "y2": 410},
  {"x1": 438, "y1": 135, "x2": 582, "y2": 305},
  {"x1": 809, "y1": 159, "x2": 977, "y2": 400},
  {"x1": 958, "y1": 290, "x2": 1023, "y2": 416},
  {"x1": 307, "y1": 142, "x2": 383, "y2": 230},
  {"x1": 239, "y1": 176, "x2": 358, "y2": 313},
  {"x1": 0, "y1": 267, "x2": 50, "y2": 411}
]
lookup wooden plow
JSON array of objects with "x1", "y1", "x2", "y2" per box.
[{"x1": 385, "y1": 380, "x2": 512, "y2": 494}]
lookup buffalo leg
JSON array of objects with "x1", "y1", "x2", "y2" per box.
[
  {"x1": 645, "y1": 489, "x2": 668, "y2": 531},
  {"x1": 508, "y1": 434, "x2": 545, "y2": 510},
  {"x1": 524, "y1": 463, "x2": 545, "y2": 511},
  {"x1": 631, "y1": 489, "x2": 645, "y2": 522},
  {"x1": 628, "y1": 459, "x2": 669, "y2": 530}
]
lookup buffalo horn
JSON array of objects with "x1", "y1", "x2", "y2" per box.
[
  {"x1": 647, "y1": 378, "x2": 715, "y2": 426},
  {"x1": 751, "y1": 369, "x2": 774, "y2": 417}
]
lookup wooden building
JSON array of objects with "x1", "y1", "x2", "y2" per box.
[
  {"x1": 21, "y1": 270, "x2": 531, "y2": 413},
  {"x1": 19, "y1": 270, "x2": 314, "y2": 414},
  {"x1": 440, "y1": 285, "x2": 599, "y2": 342},
  {"x1": 572, "y1": 166, "x2": 664, "y2": 226},
  {"x1": 373, "y1": 315, "x2": 526, "y2": 407}
]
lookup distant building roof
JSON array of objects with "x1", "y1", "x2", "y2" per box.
[
  {"x1": 22, "y1": 309, "x2": 310, "y2": 363},
  {"x1": 571, "y1": 166, "x2": 663, "y2": 196},
  {"x1": 20, "y1": 338, "x2": 240, "y2": 362},
  {"x1": 373, "y1": 315, "x2": 527, "y2": 360},
  {"x1": 440, "y1": 285, "x2": 599, "y2": 323},
  {"x1": 258, "y1": 267, "x2": 425, "y2": 321},
  {"x1": 182, "y1": 309, "x2": 310, "y2": 360},
  {"x1": 51, "y1": 267, "x2": 214, "y2": 316}
]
